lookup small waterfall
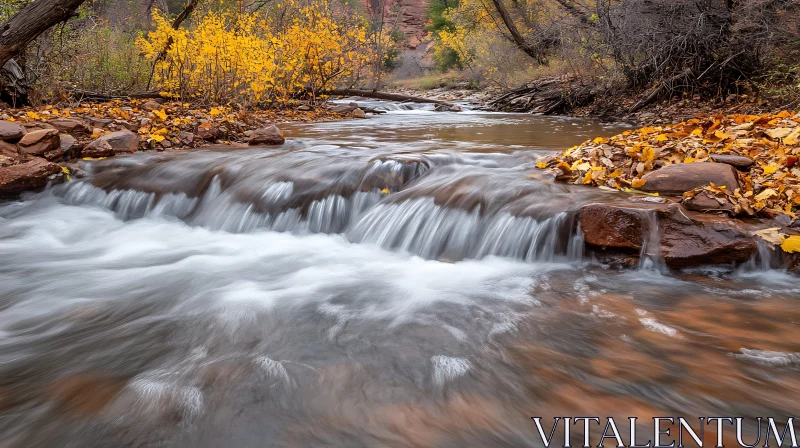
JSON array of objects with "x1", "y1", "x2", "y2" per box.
[
  {"x1": 46, "y1": 147, "x2": 587, "y2": 264},
  {"x1": 346, "y1": 198, "x2": 581, "y2": 262},
  {"x1": 638, "y1": 210, "x2": 667, "y2": 272}
]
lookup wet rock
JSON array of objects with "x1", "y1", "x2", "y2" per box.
[
  {"x1": 434, "y1": 103, "x2": 463, "y2": 112},
  {"x1": 351, "y1": 108, "x2": 367, "y2": 119},
  {"x1": 0, "y1": 158, "x2": 63, "y2": 194},
  {"x1": 641, "y1": 162, "x2": 740, "y2": 196},
  {"x1": 660, "y1": 210, "x2": 756, "y2": 267},
  {"x1": 59, "y1": 134, "x2": 79, "y2": 159},
  {"x1": 196, "y1": 125, "x2": 219, "y2": 141},
  {"x1": 0, "y1": 120, "x2": 25, "y2": 141},
  {"x1": 83, "y1": 130, "x2": 140, "y2": 157},
  {"x1": 17, "y1": 129, "x2": 60, "y2": 157},
  {"x1": 580, "y1": 203, "x2": 647, "y2": 251},
  {"x1": 297, "y1": 105, "x2": 313, "y2": 111},
  {"x1": 48, "y1": 373, "x2": 127, "y2": 416},
  {"x1": 578, "y1": 203, "x2": 756, "y2": 267},
  {"x1": 710, "y1": 153, "x2": 754, "y2": 170},
  {"x1": 331, "y1": 104, "x2": 357, "y2": 115},
  {"x1": 178, "y1": 131, "x2": 195, "y2": 145},
  {"x1": 248, "y1": 125, "x2": 285, "y2": 145},
  {"x1": 682, "y1": 191, "x2": 734, "y2": 213},
  {"x1": 47, "y1": 118, "x2": 90, "y2": 136}
]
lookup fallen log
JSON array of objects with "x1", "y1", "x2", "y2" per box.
[
  {"x1": 314, "y1": 88, "x2": 454, "y2": 105},
  {"x1": 68, "y1": 90, "x2": 165, "y2": 101}
]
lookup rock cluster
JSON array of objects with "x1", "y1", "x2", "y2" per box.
[{"x1": 0, "y1": 99, "x2": 334, "y2": 195}]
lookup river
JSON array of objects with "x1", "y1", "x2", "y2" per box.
[{"x1": 0, "y1": 102, "x2": 798, "y2": 447}]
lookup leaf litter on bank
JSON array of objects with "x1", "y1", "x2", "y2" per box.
[{"x1": 537, "y1": 110, "x2": 800, "y2": 220}]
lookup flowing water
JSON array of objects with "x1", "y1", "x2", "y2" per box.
[{"x1": 0, "y1": 102, "x2": 798, "y2": 447}]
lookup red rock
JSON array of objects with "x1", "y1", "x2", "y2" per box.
[
  {"x1": 579, "y1": 203, "x2": 647, "y2": 250},
  {"x1": 0, "y1": 158, "x2": 63, "y2": 194},
  {"x1": 659, "y1": 209, "x2": 756, "y2": 267},
  {"x1": 48, "y1": 373, "x2": 126, "y2": 416},
  {"x1": 578, "y1": 202, "x2": 756, "y2": 267},
  {"x1": 47, "y1": 118, "x2": 90, "y2": 136},
  {"x1": 196, "y1": 125, "x2": 219, "y2": 141},
  {"x1": 17, "y1": 129, "x2": 60, "y2": 157},
  {"x1": 682, "y1": 191, "x2": 734, "y2": 213},
  {"x1": 248, "y1": 125, "x2": 285, "y2": 145},
  {"x1": 640, "y1": 162, "x2": 740, "y2": 196},
  {"x1": 0, "y1": 120, "x2": 24, "y2": 141},
  {"x1": 83, "y1": 130, "x2": 140, "y2": 157},
  {"x1": 709, "y1": 153, "x2": 754, "y2": 169}
]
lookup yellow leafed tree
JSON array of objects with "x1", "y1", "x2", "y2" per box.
[{"x1": 137, "y1": 0, "x2": 384, "y2": 104}]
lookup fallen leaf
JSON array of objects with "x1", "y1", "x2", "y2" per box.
[
  {"x1": 754, "y1": 227, "x2": 785, "y2": 246},
  {"x1": 781, "y1": 235, "x2": 800, "y2": 253},
  {"x1": 631, "y1": 178, "x2": 647, "y2": 189}
]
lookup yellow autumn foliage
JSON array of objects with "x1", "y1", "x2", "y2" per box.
[{"x1": 137, "y1": 0, "x2": 382, "y2": 104}]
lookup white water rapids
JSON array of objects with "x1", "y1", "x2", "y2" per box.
[{"x1": 0, "y1": 101, "x2": 798, "y2": 447}]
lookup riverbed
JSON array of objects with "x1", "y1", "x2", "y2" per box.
[{"x1": 0, "y1": 102, "x2": 798, "y2": 447}]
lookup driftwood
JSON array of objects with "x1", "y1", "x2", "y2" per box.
[
  {"x1": 488, "y1": 77, "x2": 595, "y2": 114},
  {"x1": 68, "y1": 89, "x2": 164, "y2": 101},
  {"x1": 627, "y1": 68, "x2": 693, "y2": 113},
  {"x1": 317, "y1": 88, "x2": 454, "y2": 105}
]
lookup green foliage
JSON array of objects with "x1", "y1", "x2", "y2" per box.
[
  {"x1": 428, "y1": 0, "x2": 462, "y2": 71},
  {"x1": 0, "y1": 0, "x2": 31, "y2": 22}
]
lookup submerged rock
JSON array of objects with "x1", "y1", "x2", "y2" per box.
[
  {"x1": 434, "y1": 103, "x2": 463, "y2": 112},
  {"x1": 0, "y1": 158, "x2": 63, "y2": 194},
  {"x1": 248, "y1": 125, "x2": 285, "y2": 145},
  {"x1": 641, "y1": 162, "x2": 739, "y2": 196},
  {"x1": 351, "y1": 108, "x2": 367, "y2": 119}
]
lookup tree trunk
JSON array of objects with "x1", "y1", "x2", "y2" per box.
[
  {"x1": 0, "y1": 0, "x2": 87, "y2": 68},
  {"x1": 488, "y1": 0, "x2": 547, "y2": 64}
]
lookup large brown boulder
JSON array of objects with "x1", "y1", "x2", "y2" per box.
[
  {"x1": 580, "y1": 203, "x2": 648, "y2": 251},
  {"x1": 82, "y1": 130, "x2": 140, "y2": 158},
  {"x1": 0, "y1": 120, "x2": 24, "y2": 141},
  {"x1": 578, "y1": 202, "x2": 756, "y2": 267},
  {"x1": 0, "y1": 158, "x2": 64, "y2": 194},
  {"x1": 659, "y1": 209, "x2": 756, "y2": 267},
  {"x1": 248, "y1": 125, "x2": 285, "y2": 145},
  {"x1": 640, "y1": 162, "x2": 740, "y2": 196},
  {"x1": 47, "y1": 118, "x2": 90, "y2": 136},
  {"x1": 17, "y1": 129, "x2": 60, "y2": 158}
]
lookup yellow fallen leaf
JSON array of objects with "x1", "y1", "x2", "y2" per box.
[
  {"x1": 536, "y1": 161, "x2": 548, "y2": 169},
  {"x1": 641, "y1": 146, "x2": 655, "y2": 163},
  {"x1": 593, "y1": 137, "x2": 608, "y2": 144},
  {"x1": 210, "y1": 108, "x2": 222, "y2": 117},
  {"x1": 714, "y1": 130, "x2": 730, "y2": 140},
  {"x1": 655, "y1": 134, "x2": 668, "y2": 142},
  {"x1": 763, "y1": 164, "x2": 778, "y2": 175},
  {"x1": 785, "y1": 128, "x2": 800, "y2": 146},
  {"x1": 26, "y1": 111, "x2": 41, "y2": 120},
  {"x1": 781, "y1": 235, "x2": 800, "y2": 253},
  {"x1": 631, "y1": 178, "x2": 647, "y2": 189},
  {"x1": 380, "y1": 188, "x2": 389, "y2": 194},
  {"x1": 755, "y1": 188, "x2": 777, "y2": 201},
  {"x1": 765, "y1": 128, "x2": 792, "y2": 140},
  {"x1": 684, "y1": 157, "x2": 696, "y2": 163},
  {"x1": 582, "y1": 170, "x2": 593, "y2": 184},
  {"x1": 154, "y1": 109, "x2": 167, "y2": 121},
  {"x1": 754, "y1": 227, "x2": 785, "y2": 246}
]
